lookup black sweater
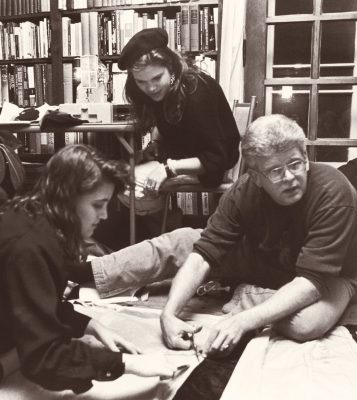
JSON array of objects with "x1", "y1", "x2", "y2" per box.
[
  {"x1": 0, "y1": 209, "x2": 124, "y2": 393},
  {"x1": 151, "y1": 73, "x2": 240, "y2": 187}
]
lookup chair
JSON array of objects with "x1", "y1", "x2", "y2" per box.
[{"x1": 160, "y1": 95, "x2": 256, "y2": 233}]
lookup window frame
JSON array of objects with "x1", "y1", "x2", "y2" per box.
[{"x1": 246, "y1": 0, "x2": 357, "y2": 162}]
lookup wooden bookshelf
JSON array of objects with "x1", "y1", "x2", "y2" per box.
[{"x1": 0, "y1": 0, "x2": 224, "y2": 235}]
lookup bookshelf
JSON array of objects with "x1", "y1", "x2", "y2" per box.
[{"x1": 0, "y1": 0, "x2": 224, "y2": 233}]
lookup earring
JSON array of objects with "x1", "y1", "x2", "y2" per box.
[{"x1": 170, "y1": 74, "x2": 176, "y2": 86}]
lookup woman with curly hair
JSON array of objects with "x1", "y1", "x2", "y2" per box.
[
  {"x1": 0, "y1": 144, "x2": 178, "y2": 393},
  {"x1": 118, "y1": 28, "x2": 240, "y2": 194}
]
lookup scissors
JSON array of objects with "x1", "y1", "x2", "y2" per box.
[
  {"x1": 182, "y1": 332, "x2": 203, "y2": 362},
  {"x1": 196, "y1": 280, "x2": 230, "y2": 296}
]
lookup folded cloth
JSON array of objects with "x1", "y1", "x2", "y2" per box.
[
  {"x1": 40, "y1": 110, "x2": 88, "y2": 131},
  {"x1": 222, "y1": 283, "x2": 276, "y2": 314}
]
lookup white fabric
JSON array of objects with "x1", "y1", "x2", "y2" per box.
[
  {"x1": 0, "y1": 305, "x2": 222, "y2": 400},
  {"x1": 221, "y1": 326, "x2": 357, "y2": 400},
  {"x1": 219, "y1": 0, "x2": 246, "y2": 104}
]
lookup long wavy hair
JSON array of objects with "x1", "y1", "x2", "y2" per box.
[
  {"x1": 124, "y1": 47, "x2": 202, "y2": 133},
  {"x1": 1, "y1": 145, "x2": 129, "y2": 261}
]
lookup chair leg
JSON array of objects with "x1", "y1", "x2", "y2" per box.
[{"x1": 161, "y1": 192, "x2": 171, "y2": 234}]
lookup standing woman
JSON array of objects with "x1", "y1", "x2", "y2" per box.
[
  {"x1": 118, "y1": 28, "x2": 240, "y2": 194},
  {"x1": 0, "y1": 145, "x2": 177, "y2": 393}
]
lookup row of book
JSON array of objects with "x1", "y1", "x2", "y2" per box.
[
  {"x1": 0, "y1": 64, "x2": 53, "y2": 107},
  {"x1": 58, "y1": 0, "x2": 192, "y2": 10},
  {"x1": 171, "y1": 191, "x2": 220, "y2": 216},
  {"x1": 0, "y1": 19, "x2": 51, "y2": 60},
  {"x1": 62, "y1": 53, "x2": 215, "y2": 104},
  {"x1": 0, "y1": 0, "x2": 50, "y2": 17},
  {"x1": 62, "y1": 5, "x2": 218, "y2": 57}
]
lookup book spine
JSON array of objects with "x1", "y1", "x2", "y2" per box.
[
  {"x1": 208, "y1": 7, "x2": 216, "y2": 51},
  {"x1": 47, "y1": 132, "x2": 55, "y2": 153},
  {"x1": 202, "y1": 7, "x2": 210, "y2": 52},
  {"x1": 7, "y1": 65, "x2": 16, "y2": 103},
  {"x1": 180, "y1": 5, "x2": 190, "y2": 52},
  {"x1": 81, "y1": 12, "x2": 90, "y2": 55},
  {"x1": 23, "y1": 64, "x2": 30, "y2": 107},
  {"x1": 45, "y1": 63, "x2": 53, "y2": 104},
  {"x1": 189, "y1": 4, "x2": 199, "y2": 52},
  {"x1": 34, "y1": 63, "x2": 44, "y2": 105},
  {"x1": 175, "y1": 11, "x2": 181, "y2": 51},
  {"x1": 89, "y1": 11, "x2": 99, "y2": 55},
  {"x1": 1, "y1": 65, "x2": 9, "y2": 104},
  {"x1": 62, "y1": 63, "x2": 73, "y2": 103}
]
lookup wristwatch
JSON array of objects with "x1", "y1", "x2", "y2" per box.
[{"x1": 163, "y1": 161, "x2": 176, "y2": 178}]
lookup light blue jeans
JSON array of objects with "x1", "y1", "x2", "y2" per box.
[{"x1": 91, "y1": 227, "x2": 202, "y2": 298}]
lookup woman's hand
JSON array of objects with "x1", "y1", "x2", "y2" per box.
[
  {"x1": 122, "y1": 353, "x2": 182, "y2": 380},
  {"x1": 85, "y1": 319, "x2": 141, "y2": 354},
  {"x1": 144, "y1": 162, "x2": 167, "y2": 196},
  {"x1": 142, "y1": 140, "x2": 161, "y2": 162}
]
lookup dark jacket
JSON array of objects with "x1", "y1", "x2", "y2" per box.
[{"x1": 0, "y1": 209, "x2": 124, "y2": 393}]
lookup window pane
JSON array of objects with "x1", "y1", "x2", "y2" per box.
[
  {"x1": 317, "y1": 85, "x2": 357, "y2": 162},
  {"x1": 274, "y1": 0, "x2": 313, "y2": 15},
  {"x1": 274, "y1": 23, "x2": 312, "y2": 67},
  {"x1": 316, "y1": 146, "x2": 349, "y2": 162},
  {"x1": 323, "y1": 0, "x2": 357, "y2": 13},
  {"x1": 273, "y1": 65, "x2": 310, "y2": 78},
  {"x1": 269, "y1": 86, "x2": 310, "y2": 134},
  {"x1": 320, "y1": 21, "x2": 356, "y2": 77}
]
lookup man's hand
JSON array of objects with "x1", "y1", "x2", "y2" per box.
[
  {"x1": 160, "y1": 313, "x2": 201, "y2": 350},
  {"x1": 85, "y1": 319, "x2": 141, "y2": 354},
  {"x1": 199, "y1": 314, "x2": 249, "y2": 357}
]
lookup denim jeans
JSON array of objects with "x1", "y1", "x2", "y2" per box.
[{"x1": 91, "y1": 227, "x2": 202, "y2": 298}]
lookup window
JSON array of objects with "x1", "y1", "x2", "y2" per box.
[{"x1": 263, "y1": 0, "x2": 357, "y2": 166}]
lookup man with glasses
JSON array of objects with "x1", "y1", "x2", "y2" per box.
[
  {"x1": 87, "y1": 114, "x2": 357, "y2": 359},
  {"x1": 159, "y1": 114, "x2": 357, "y2": 357}
]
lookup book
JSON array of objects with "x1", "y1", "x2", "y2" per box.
[
  {"x1": 80, "y1": 12, "x2": 90, "y2": 55},
  {"x1": 189, "y1": 3, "x2": 199, "y2": 52},
  {"x1": 89, "y1": 11, "x2": 99, "y2": 55},
  {"x1": 208, "y1": 7, "x2": 216, "y2": 51},
  {"x1": 180, "y1": 5, "x2": 190, "y2": 52},
  {"x1": 34, "y1": 63, "x2": 44, "y2": 105},
  {"x1": 0, "y1": 65, "x2": 9, "y2": 105},
  {"x1": 45, "y1": 63, "x2": 53, "y2": 104},
  {"x1": 62, "y1": 63, "x2": 73, "y2": 103},
  {"x1": 7, "y1": 65, "x2": 16, "y2": 104},
  {"x1": 175, "y1": 11, "x2": 181, "y2": 51},
  {"x1": 202, "y1": 6, "x2": 210, "y2": 51}
]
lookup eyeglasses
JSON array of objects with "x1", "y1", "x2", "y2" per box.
[{"x1": 258, "y1": 159, "x2": 307, "y2": 183}]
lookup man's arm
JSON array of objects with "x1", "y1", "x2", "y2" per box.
[
  {"x1": 160, "y1": 252, "x2": 211, "y2": 349},
  {"x1": 202, "y1": 276, "x2": 321, "y2": 355}
]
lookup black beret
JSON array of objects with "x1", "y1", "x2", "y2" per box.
[{"x1": 118, "y1": 28, "x2": 169, "y2": 71}]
